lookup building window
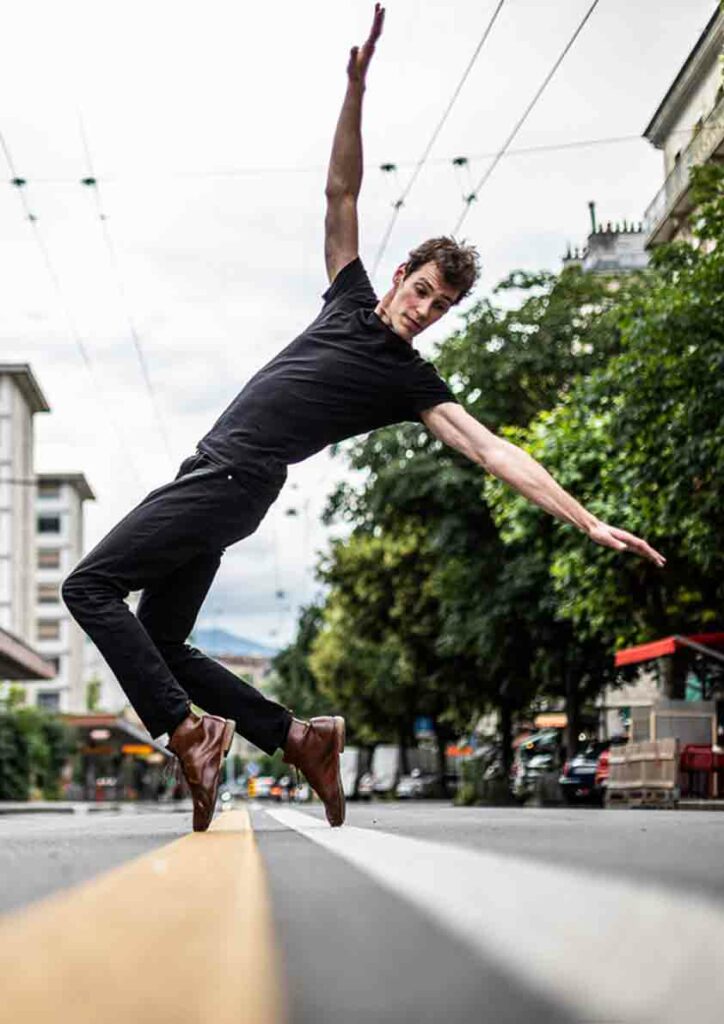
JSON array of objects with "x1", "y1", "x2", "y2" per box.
[
  {"x1": 37, "y1": 516, "x2": 61, "y2": 534},
  {"x1": 38, "y1": 548, "x2": 61, "y2": 570},
  {"x1": 37, "y1": 583, "x2": 60, "y2": 605},
  {"x1": 38, "y1": 481, "x2": 61, "y2": 500},
  {"x1": 37, "y1": 619, "x2": 61, "y2": 641},
  {"x1": 37, "y1": 691, "x2": 61, "y2": 711}
]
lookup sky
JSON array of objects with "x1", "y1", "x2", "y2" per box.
[{"x1": 0, "y1": 0, "x2": 716, "y2": 648}]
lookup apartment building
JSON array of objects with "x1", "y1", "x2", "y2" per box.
[
  {"x1": 643, "y1": 5, "x2": 724, "y2": 246},
  {"x1": 34, "y1": 473, "x2": 95, "y2": 711},
  {"x1": 0, "y1": 363, "x2": 111, "y2": 711},
  {"x1": 0, "y1": 365, "x2": 49, "y2": 641}
]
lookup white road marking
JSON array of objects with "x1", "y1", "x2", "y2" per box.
[{"x1": 265, "y1": 807, "x2": 723, "y2": 1024}]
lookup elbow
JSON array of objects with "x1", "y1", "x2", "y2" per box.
[{"x1": 325, "y1": 183, "x2": 358, "y2": 202}]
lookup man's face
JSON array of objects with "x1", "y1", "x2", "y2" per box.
[{"x1": 385, "y1": 261, "x2": 460, "y2": 342}]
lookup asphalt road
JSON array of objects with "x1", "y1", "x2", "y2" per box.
[{"x1": 2, "y1": 800, "x2": 723, "y2": 1023}]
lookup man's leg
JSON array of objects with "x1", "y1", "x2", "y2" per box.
[
  {"x1": 136, "y1": 549, "x2": 292, "y2": 755},
  {"x1": 62, "y1": 453, "x2": 279, "y2": 739}
]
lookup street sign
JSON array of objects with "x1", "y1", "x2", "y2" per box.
[
  {"x1": 414, "y1": 716, "x2": 434, "y2": 738},
  {"x1": 246, "y1": 761, "x2": 260, "y2": 777}
]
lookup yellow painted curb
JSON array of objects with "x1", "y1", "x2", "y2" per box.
[{"x1": 0, "y1": 807, "x2": 286, "y2": 1024}]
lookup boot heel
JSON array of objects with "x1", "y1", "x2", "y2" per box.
[
  {"x1": 222, "y1": 719, "x2": 236, "y2": 756},
  {"x1": 334, "y1": 716, "x2": 346, "y2": 752}
]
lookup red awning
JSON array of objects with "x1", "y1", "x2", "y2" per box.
[{"x1": 615, "y1": 633, "x2": 724, "y2": 668}]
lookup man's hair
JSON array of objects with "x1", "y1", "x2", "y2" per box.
[{"x1": 403, "y1": 236, "x2": 480, "y2": 304}]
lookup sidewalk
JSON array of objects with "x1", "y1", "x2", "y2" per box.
[{"x1": 0, "y1": 800, "x2": 193, "y2": 815}]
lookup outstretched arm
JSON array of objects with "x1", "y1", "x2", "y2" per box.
[
  {"x1": 324, "y1": 3, "x2": 385, "y2": 284},
  {"x1": 421, "y1": 402, "x2": 667, "y2": 567}
]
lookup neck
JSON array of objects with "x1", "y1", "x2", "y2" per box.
[{"x1": 375, "y1": 290, "x2": 413, "y2": 347}]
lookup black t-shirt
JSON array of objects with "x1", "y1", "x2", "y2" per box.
[{"x1": 198, "y1": 257, "x2": 457, "y2": 473}]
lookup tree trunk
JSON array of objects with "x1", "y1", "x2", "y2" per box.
[
  {"x1": 565, "y1": 666, "x2": 580, "y2": 761},
  {"x1": 500, "y1": 699, "x2": 513, "y2": 776},
  {"x1": 398, "y1": 724, "x2": 410, "y2": 775},
  {"x1": 433, "y1": 722, "x2": 448, "y2": 797},
  {"x1": 660, "y1": 651, "x2": 688, "y2": 699}
]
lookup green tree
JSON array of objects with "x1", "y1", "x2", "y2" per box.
[
  {"x1": 487, "y1": 165, "x2": 724, "y2": 671},
  {"x1": 323, "y1": 264, "x2": 622, "y2": 762},
  {"x1": 0, "y1": 708, "x2": 72, "y2": 800},
  {"x1": 311, "y1": 524, "x2": 486, "y2": 784},
  {"x1": 0, "y1": 712, "x2": 29, "y2": 800},
  {"x1": 269, "y1": 603, "x2": 325, "y2": 723}
]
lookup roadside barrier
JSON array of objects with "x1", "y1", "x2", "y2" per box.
[{"x1": 606, "y1": 738, "x2": 679, "y2": 809}]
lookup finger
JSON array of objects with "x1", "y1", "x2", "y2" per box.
[
  {"x1": 609, "y1": 527, "x2": 666, "y2": 565},
  {"x1": 370, "y1": 4, "x2": 385, "y2": 42},
  {"x1": 624, "y1": 537, "x2": 667, "y2": 566}
]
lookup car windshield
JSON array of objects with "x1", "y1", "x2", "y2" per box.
[{"x1": 580, "y1": 742, "x2": 607, "y2": 759}]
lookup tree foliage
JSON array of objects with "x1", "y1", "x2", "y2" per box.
[
  {"x1": 487, "y1": 165, "x2": 724, "y2": 650},
  {"x1": 284, "y1": 164, "x2": 724, "y2": 759},
  {"x1": 0, "y1": 708, "x2": 72, "y2": 800}
]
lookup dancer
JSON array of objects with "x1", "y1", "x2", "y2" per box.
[{"x1": 63, "y1": 4, "x2": 664, "y2": 832}]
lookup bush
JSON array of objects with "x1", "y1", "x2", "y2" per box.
[{"x1": 0, "y1": 709, "x2": 73, "y2": 801}]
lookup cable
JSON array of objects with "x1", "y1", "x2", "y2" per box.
[
  {"x1": 453, "y1": 0, "x2": 602, "y2": 235},
  {"x1": 8, "y1": 122, "x2": 721, "y2": 186},
  {"x1": 78, "y1": 113, "x2": 175, "y2": 468},
  {"x1": 0, "y1": 129, "x2": 148, "y2": 496},
  {"x1": 370, "y1": 0, "x2": 507, "y2": 278}
]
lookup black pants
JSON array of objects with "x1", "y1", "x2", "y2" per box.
[{"x1": 62, "y1": 452, "x2": 293, "y2": 753}]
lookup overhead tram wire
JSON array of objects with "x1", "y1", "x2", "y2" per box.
[
  {"x1": 370, "y1": 0, "x2": 507, "y2": 279},
  {"x1": 17, "y1": 122, "x2": 722, "y2": 185},
  {"x1": 453, "y1": 0, "x2": 602, "y2": 235},
  {"x1": 77, "y1": 114, "x2": 175, "y2": 469},
  {"x1": 0, "y1": 129, "x2": 147, "y2": 496}
]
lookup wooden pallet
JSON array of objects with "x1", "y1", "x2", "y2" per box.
[{"x1": 606, "y1": 787, "x2": 679, "y2": 809}]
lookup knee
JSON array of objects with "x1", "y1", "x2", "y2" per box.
[
  {"x1": 61, "y1": 570, "x2": 115, "y2": 620},
  {"x1": 61, "y1": 571, "x2": 85, "y2": 614}
]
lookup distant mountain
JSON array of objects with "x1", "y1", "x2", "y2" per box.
[{"x1": 191, "y1": 627, "x2": 279, "y2": 658}]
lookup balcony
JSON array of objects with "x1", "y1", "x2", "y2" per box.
[{"x1": 643, "y1": 91, "x2": 724, "y2": 247}]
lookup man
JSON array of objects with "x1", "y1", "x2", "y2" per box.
[{"x1": 63, "y1": 4, "x2": 665, "y2": 833}]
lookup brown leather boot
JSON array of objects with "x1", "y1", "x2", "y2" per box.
[
  {"x1": 282, "y1": 716, "x2": 346, "y2": 827},
  {"x1": 167, "y1": 712, "x2": 236, "y2": 832}
]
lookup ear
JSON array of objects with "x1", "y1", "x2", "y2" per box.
[{"x1": 392, "y1": 262, "x2": 407, "y2": 286}]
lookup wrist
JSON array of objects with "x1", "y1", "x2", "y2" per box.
[
  {"x1": 346, "y1": 76, "x2": 366, "y2": 94},
  {"x1": 581, "y1": 512, "x2": 601, "y2": 536}
]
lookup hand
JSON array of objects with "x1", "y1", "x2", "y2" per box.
[
  {"x1": 587, "y1": 520, "x2": 667, "y2": 568},
  {"x1": 347, "y1": 3, "x2": 385, "y2": 84}
]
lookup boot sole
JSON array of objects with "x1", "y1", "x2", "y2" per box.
[{"x1": 222, "y1": 718, "x2": 236, "y2": 756}]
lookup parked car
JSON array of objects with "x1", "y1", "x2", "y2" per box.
[
  {"x1": 356, "y1": 771, "x2": 375, "y2": 801},
  {"x1": 395, "y1": 769, "x2": 438, "y2": 799},
  {"x1": 511, "y1": 730, "x2": 562, "y2": 803},
  {"x1": 560, "y1": 738, "x2": 627, "y2": 805},
  {"x1": 595, "y1": 748, "x2": 612, "y2": 799}
]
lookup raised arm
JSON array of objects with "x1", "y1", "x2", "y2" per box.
[
  {"x1": 324, "y1": 3, "x2": 385, "y2": 284},
  {"x1": 421, "y1": 402, "x2": 667, "y2": 567}
]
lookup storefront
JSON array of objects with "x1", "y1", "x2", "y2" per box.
[{"x1": 62, "y1": 713, "x2": 174, "y2": 802}]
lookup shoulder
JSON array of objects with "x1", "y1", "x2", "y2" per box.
[
  {"x1": 321, "y1": 257, "x2": 377, "y2": 309},
  {"x1": 399, "y1": 356, "x2": 458, "y2": 420}
]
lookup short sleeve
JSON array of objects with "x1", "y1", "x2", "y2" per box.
[
  {"x1": 322, "y1": 257, "x2": 378, "y2": 310},
  {"x1": 402, "y1": 359, "x2": 458, "y2": 420}
]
